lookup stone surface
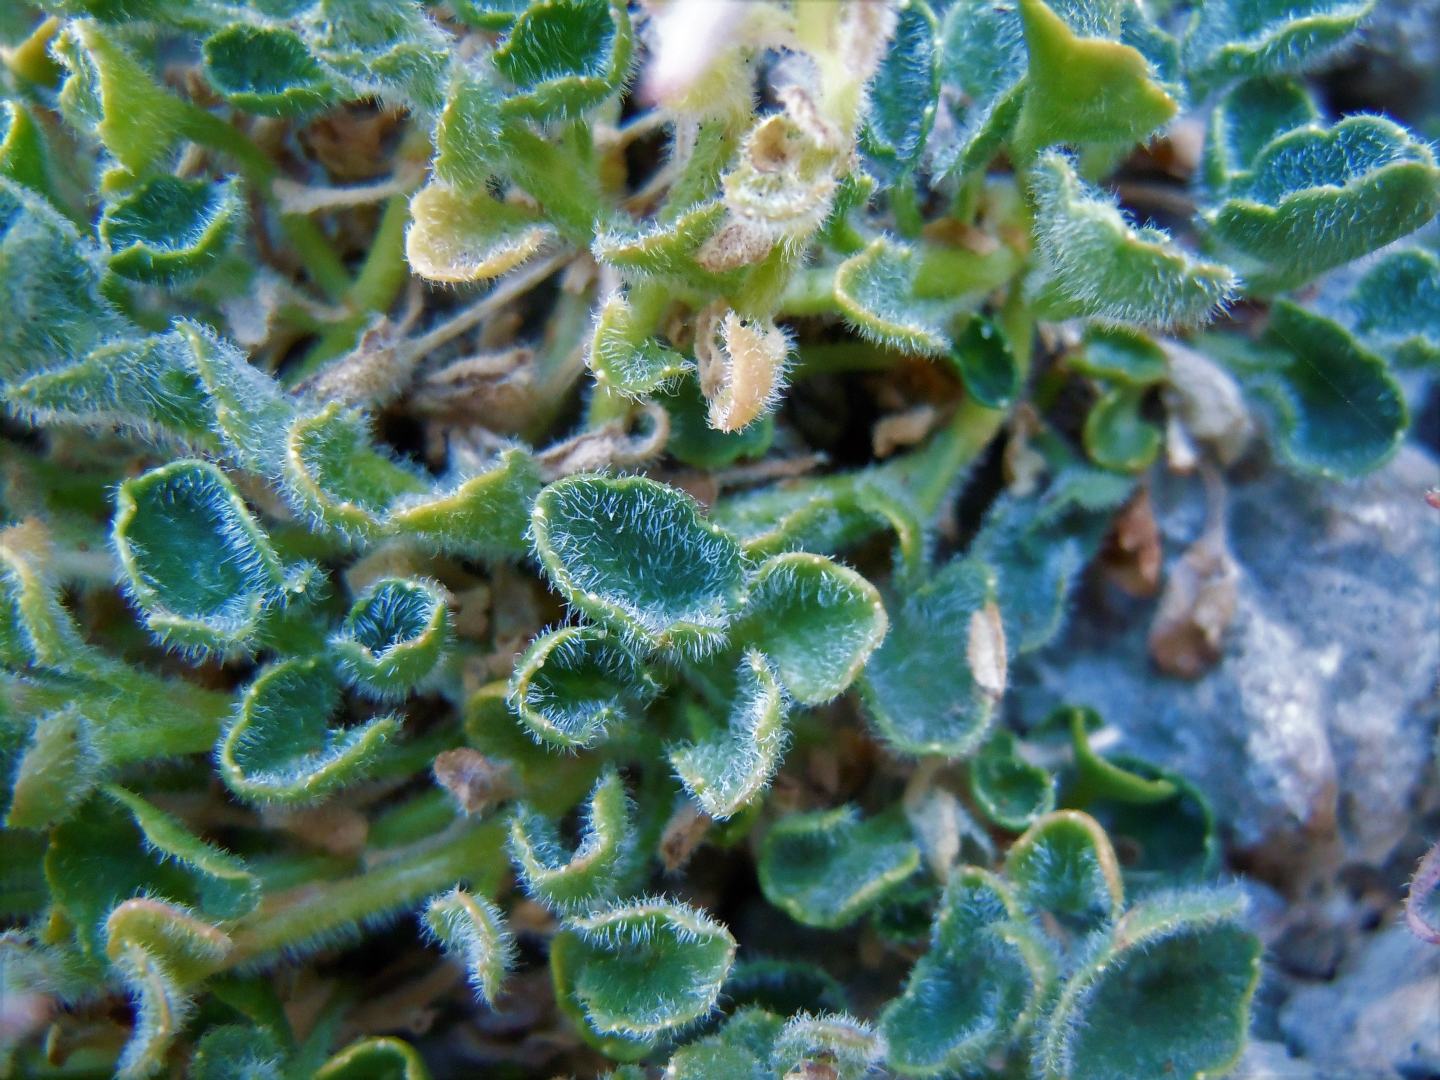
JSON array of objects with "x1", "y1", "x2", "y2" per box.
[
  {"x1": 1279, "y1": 925, "x2": 1440, "y2": 1079},
  {"x1": 1015, "y1": 445, "x2": 1440, "y2": 869}
]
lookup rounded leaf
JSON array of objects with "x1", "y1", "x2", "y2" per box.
[
  {"x1": 733, "y1": 552, "x2": 887, "y2": 705},
  {"x1": 113, "y1": 460, "x2": 313, "y2": 657},
  {"x1": 530, "y1": 475, "x2": 746, "y2": 653},
  {"x1": 968, "y1": 730, "x2": 1056, "y2": 832},
  {"x1": 947, "y1": 316, "x2": 1020, "y2": 409},
  {"x1": 100, "y1": 176, "x2": 240, "y2": 284},
  {"x1": 508, "y1": 625, "x2": 659, "y2": 748},
  {"x1": 331, "y1": 577, "x2": 450, "y2": 701},
  {"x1": 218, "y1": 656, "x2": 399, "y2": 804},
  {"x1": 881, "y1": 867, "x2": 1054, "y2": 1076},
  {"x1": 405, "y1": 182, "x2": 556, "y2": 284},
  {"x1": 1183, "y1": 0, "x2": 1372, "y2": 90},
  {"x1": 1036, "y1": 888, "x2": 1262, "y2": 1080},
  {"x1": 834, "y1": 237, "x2": 954, "y2": 355},
  {"x1": 316, "y1": 1036, "x2": 430, "y2": 1080},
  {"x1": 202, "y1": 24, "x2": 338, "y2": 118},
  {"x1": 588, "y1": 291, "x2": 690, "y2": 398},
  {"x1": 1071, "y1": 326, "x2": 1168, "y2": 386},
  {"x1": 493, "y1": 0, "x2": 633, "y2": 121},
  {"x1": 1004, "y1": 810, "x2": 1124, "y2": 935},
  {"x1": 1083, "y1": 385, "x2": 1161, "y2": 472},
  {"x1": 4, "y1": 706, "x2": 99, "y2": 831},
  {"x1": 553, "y1": 898, "x2": 736, "y2": 1043},
  {"x1": 758, "y1": 806, "x2": 920, "y2": 929},
  {"x1": 858, "y1": 559, "x2": 1004, "y2": 758}
]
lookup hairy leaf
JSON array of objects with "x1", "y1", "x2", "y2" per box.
[
  {"x1": 1036, "y1": 889, "x2": 1261, "y2": 1080},
  {"x1": 858, "y1": 559, "x2": 1003, "y2": 758},
  {"x1": 113, "y1": 460, "x2": 317, "y2": 657},
  {"x1": 733, "y1": 552, "x2": 887, "y2": 705},
  {"x1": 424, "y1": 888, "x2": 515, "y2": 1007},
  {"x1": 588, "y1": 291, "x2": 690, "y2": 397},
  {"x1": 1071, "y1": 326, "x2": 1168, "y2": 386},
  {"x1": 530, "y1": 475, "x2": 745, "y2": 654},
  {"x1": 218, "y1": 656, "x2": 399, "y2": 804},
  {"x1": 493, "y1": 0, "x2": 633, "y2": 121},
  {"x1": 881, "y1": 867, "x2": 1053, "y2": 1076},
  {"x1": 1028, "y1": 151, "x2": 1236, "y2": 328},
  {"x1": 833, "y1": 237, "x2": 955, "y2": 354},
  {"x1": 331, "y1": 577, "x2": 450, "y2": 700},
  {"x1": 406, "y1": 182, "x2": 556, "y2": 283},
  {"x1": 4, "y1": 706, "x2": 100, "y2": 831},
  {"x1": 1204, "y1": 76, "x2": 1319, "y2": 195},
  {"x1": 669, "y1": 651, "x2": 788, "y2": 819},
  {"x1": 552, "y1": 898, "x2": 736, "y2": 1047},
  {"x1": 1343, "y1": 246, "x2": 1440, "y2": 369},
  {"x1": 100, "y1": 175, "x2": 241, "y2": 284},
  {"x1": 508, "y1": 625, "x2": 659, "y2": 748},
  {"x1": 1183, "y1": 0, "x2": 1374, "y2": 90},
  {"x1": 508, "y1": 767, "x2": 635, "y2": 913},
  {"x1": 1207, "y1": 115, "x2": 1440, "y2": 288},
  {"x1": 758, "y1": 806, "x2": 920, "y2": 929},
  {"x1": 861, "y1": 0, "x2": 939, "y2": 179},
  {"x1": 202, "y1": 24, "x2": 338, "y2": 118},
  {"x1": 969, "y1": 730, "x2": 1056, "y2": 832},
  {"x1": 1004, "y1": 810, "x2": 1124, "y2": 935},
  {"x1": 932, "y1": 0, "x2": 1027, "y2": 177}
]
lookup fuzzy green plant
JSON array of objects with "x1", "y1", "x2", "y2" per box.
[{"x1": 1, "y1": 0, "x2": 1433, "y2": 1076}]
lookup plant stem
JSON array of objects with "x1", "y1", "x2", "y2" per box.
[{"x1": 222, "y1": 821, "x2": 505, "y2": 971}]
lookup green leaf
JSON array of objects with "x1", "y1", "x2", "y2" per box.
[
  {"x1": 1182, "y1": 0, "x2": 1374, "y2": 90},
  {"x1": 423, "y1": 888, "x2": 515, "y2": 1007},
  {"x1": 720, "y1": 959, "x2": 848, "y2": 1018},
  {"x1": 932, "y1": 0, "x2": 1027, "y2": 178},
  {"x1": 1004, "y1": 810, "x2": 1124, "y2": 935},
  {"x1": 1081, "y1": 760, "x2": 1221, "y2": 894},
  {"x1": 1028, "y1": 150, "x2": 1237, "y2": 328},
  {"x1": 1071, "y1": 326, "x2": 1168, "y2": 386},
  {"x1": 588, "y1": 291, "x2": 691, "y2": 397},
  {"x1": 218, "y1": 656, "x2": 400, "y2": 804},
  {"x1": 732, "y1": 552, "x2": 888, "y2": 705},
  {"x1": 0, "y1": 100, "x2": 52, "y2": 197},
  {"x1": 302, "y1": 0, "x2": 451, "y2": 114},
  {"x1": 53, "y1": 20, "x2": 191, "y2": 189},
  {"x1": 315, "y1": 1036, "x2": 430, "y2": 1080},
  {"x1": 530, "y1": 475, "x2": 746, "y2": 654},
  {"x1": 508, "y1": 766, "x2": 635, "y2": 913},
  {"x1": 1083, "y1": 385, "x2": 1161, "y2": 472},
  {"x1": 190, "y1": 1025, "x2": 288, "y2": 1080},
  {"x1": 100, "y1": 175, "x2": 241, "y2": 285},
  {"x1": 946, "y1": 315, "x2": 1020, "y2": 409},
  {"x1": 1061, "y1": 705, "x2": 1177, "y2": 805},
  {"x1": 1343, "y1": 246, "x2": 1440, "y2": 369},
  {"x1": 880, "y1": 867, "x2": 1054, "y2": 1076},
  {"x1": 331, "y1": 577, "x2": 450, "y2": 701},
  {"x1": 175, "y1": 320, "x2": 295, "y2": 473},
  {"x1": 5, "y1": 331, "x2": 218, "y2": 452},
  {"x1": 388, "y1": 448, "x2": 541, "y2": 559},
  {"x1": 281, "y1": 404, "x2": 429, "y2": 540},
  {"x1": 4, "y1": 706, "x2": 100, "y2": 831},
  {"x1": 969, "y1": 463, "x2": 1132, "y2": 654},
  {"x1": 1206, "y1": 301, "x2": 1407, "y2": 478},
  {"x1": 664, "y1": 1007, "x2": 784, "y2": 1080},
  {"x1": 405, "y1": 182, "x2": 556, "y2": 283},
  {"x1": 493, "y1": 0, "x2": 633, "y2": 121},
  {"x1": 102, "y1": 784, "x2": 259, "y2": 918},
  {"x1": 508, "y1": 625, "x2": 659, "y2": 748},
  {"x1": 663, "y1": 373, "x2": 775, "y2": 469},
  {"x1": 669, "y1": 651, "x2": 788, "y2": 820},
  {"x1": 968, "y1": 730, "x2": 1056, "y2": 832},
  {"x1": 107, "y1": 899, "x2": 232, "y2": 1079},
  {"x1": 771, "y1": 1013, "x2": 884, "y2": 1080},
  {"x1": 450, "y1": 0, "x2": 532, "y2": 30},
  {"x1": 45, "y1": 799, "x2": 197, "y2": 959},
  {"x1": 552, "y1": 898, "x2": 736, "y2": 1048},
  {"x1": 758, "y1": 806, "x2": 920, "y2": 929},
  {"x1": 202, "y1": 24, "x2": 338, "y2": 118},
  {"x1": 1035, "y1": 888, "x2": 1262, "y2": 1080},
  {"x1": 431, "y1": 74, "x2": 503, "y2": 187},
  {"x1": 113, "y1": 460, "x2": 318, "y2": 657},
  {"x1": 858, "y1": 559, "x2": 1003, "y2": 758},
  {"x1": 833, "y1": 238, "x2": 955, "y2": 355},
  {"x1": 1012, "y1": 0, "x2": 1178, "y2": 158},
  {"x1": 861, "y1": 0, "x2": 940, "y2": 179},
  {"x1": 1207, "y1": 115, "x2": 1440, "y2": 289},
  {"x1": 592, "y1": 200, "x2": 732, "y2": 287},
  {"x1": 1203, "y1": 76, "x2": 1319, "y2": 195}
]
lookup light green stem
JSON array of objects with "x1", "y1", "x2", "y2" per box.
[{"x1": 223, "y1": 821, "x2": 505, "y2": 971}]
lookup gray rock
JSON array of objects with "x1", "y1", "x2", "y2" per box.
[
  {"x1": 1279, "y1": 925, "x2": 1440, "y2": 1079},
  {"x1": 1016, "y1": 445, "x2": 1440, "y2": 869}
]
